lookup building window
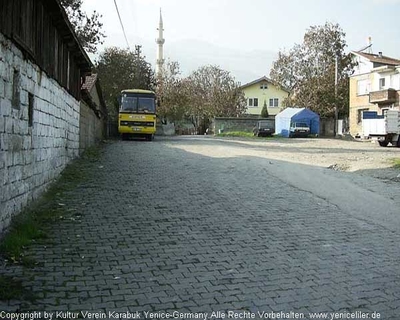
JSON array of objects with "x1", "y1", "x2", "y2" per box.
[
  {"x1": 357, "y1": 108, "x2": 369, "y2": 124},
  {"x1": 390, "y1": 74, "x2": 400, "y2": 89},
  {"x1": 248, "y1": 98, "x2": 258, "y2": 107},
  {"x1": 357, "y1": 79, "x2": 370, "y2": 95},
  {"x1": 269, "y1": 98, "x2": 279, "y2": 107},
  {"x1": 28, "y1": 93, "x2": 34, "y2": 127},
  {"x1": 260, "y1": 83, "x2": 268, "y2": 89},
  {"x1": 12, "y1": 69, "x2": 21, "y2": 109},
  {"x1": 379, "y1": 78, "x2": 386, "y2": 90}
]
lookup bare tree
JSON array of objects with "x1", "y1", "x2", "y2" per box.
[
  {"x1": 156, "y1": 60, "x2": 190, "y2": 123},
  {"x1": 186, "y1": 65, "x2": 246, "y2": 133}
]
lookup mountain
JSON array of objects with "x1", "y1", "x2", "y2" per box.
[{"x1": 140, "y1": 38, "x2": 277, "y2": 84}]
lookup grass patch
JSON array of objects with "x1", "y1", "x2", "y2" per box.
[
  {"x1": 392, "y1": 158, "x2": 400, "y2": 169},
  {"x1": 0, "y1": 275, "x2": 24, "y2": 300},
  {"x1": 81, "y1": 146, "x2": 101, "y2": 161},
  {"x1": 0, "y1": 146, "x2": 101, "y2": 265},
  {"x1": 218, "y1": 131, "x2": 254, "y2": 138},
  {"x1": 0, "y1": 275, "x2": 37, "y2": 301},
  {"x1": 0, "y1": 214, "x2": 47, "y2": 262}
]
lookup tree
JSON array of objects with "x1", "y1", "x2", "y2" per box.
[
  {"x1": 61, "y1": 0, "x2": 106, "y2": 53},
  {"x1": 186, "y1": 65, "x2": 246, "y2": 133},
  {"x1": 95, "y1": 47, "x2": 156, "y2": 118},
  {"x1": 270, "y1": 22, "x2": 355, "y2": 118},
  {"x1": 156, "y1": 60, "x2": 190, "y2": 123},
  {"x1": 261, "y1": 101, "x2": 269, "y2": 118}
]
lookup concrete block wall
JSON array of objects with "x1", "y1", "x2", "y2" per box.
[
  {"x1": 213, "y1": 117, "x2": 274, "y2": 134},
  {"x1": 0, "y1": 32, "x2": 80, "y2": 233},
  {"x1": 79, "y1": 101, "x2": 104, "y2": 153}
]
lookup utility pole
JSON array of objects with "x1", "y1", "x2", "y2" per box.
[{"x1": 334, "y1": 53, "x2": 338, "y2": 137}]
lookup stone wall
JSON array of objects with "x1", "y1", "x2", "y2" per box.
[
  {"x1": 0, "y1": 32, "x2": 80, "y2": 233},
  {"x1": 213, "y1": 117, "x2": 274, "y2": 134},
  {"x1": 79, "y1": 101, "x2": 104, "y2": 153}
]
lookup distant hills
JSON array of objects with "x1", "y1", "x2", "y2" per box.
[{"x1": 140, "y1": 38, "x2": 278, "y2": 84}]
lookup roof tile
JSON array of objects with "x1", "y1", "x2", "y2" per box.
[{"x1": 354, "y1": 51, "x2": 400, "y2": 66}]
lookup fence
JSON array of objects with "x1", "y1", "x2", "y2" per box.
[{"x1": 213, "y1": 117, "x2": 274, "y2": 134}]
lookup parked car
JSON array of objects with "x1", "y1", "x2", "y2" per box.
[
  {"x1": 253, "y1": 120, "x2": 275, "y2": 137},
  {"x1": 289, "y1": 122, "x2": 310, "y2": 138}
]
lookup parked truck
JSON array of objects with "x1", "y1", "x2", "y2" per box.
[{"x1": 363, "y1": 110, "x2": 400, "y2": 147}]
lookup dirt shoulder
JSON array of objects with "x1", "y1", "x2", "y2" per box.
[{"x1": 209, "y1": 136, "x2": 400, "y2": 180}]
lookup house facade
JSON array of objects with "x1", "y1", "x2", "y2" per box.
[
  {"x1": 349, "y1": 51, "x2": 400, "y2": 137},
  {"x1": 0, "y1": 0, "x2": 92, "y2": 233},
  {"x1": 241, "y1": 76, "x2": 290, "y2": 116}
]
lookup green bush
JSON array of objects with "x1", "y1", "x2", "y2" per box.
[
  {"x1": 217, "y1": 131, "x2": 254, "y2": 138},
  {"x1": 261, "y1": 105, "x2": 269, "y2": 118}
]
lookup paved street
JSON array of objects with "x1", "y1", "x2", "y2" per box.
[{"x1": 1, "y1": 136, "x2": 400, "y2": 319}]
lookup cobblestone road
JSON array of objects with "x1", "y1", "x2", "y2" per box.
[{"x1": 1, "y1": 137, "x2": 400, "y2": 319}]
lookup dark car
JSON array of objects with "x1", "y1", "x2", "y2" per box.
[
  {"x1": 253, "y1": 120, "x2": 275, "y2": 137},
  {"x1": 289, "y1": 122, "x2": 310, "y2": 138}
]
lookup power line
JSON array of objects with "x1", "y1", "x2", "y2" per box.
[{"x1": 113, "y1": 0, "x2": 130, "y2": 50}]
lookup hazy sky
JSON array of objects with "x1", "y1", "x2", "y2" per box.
[{"x1": 82, "y1": 0, "x2": 400, "y2": 83}]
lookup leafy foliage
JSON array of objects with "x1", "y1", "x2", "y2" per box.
[
  {"x1": 61, "y1": 0, "x2": 105, "y2": 53},
  {"x1": 270, "y1": 22, "x2": 355, "y2": 118},
  {"x1": 95, "y1": 47, "x2": 156, "y2": 118},
  {"x1": 261, "y1": 102, "x2": 269, "y2": 118},
  {"x1": 156, "y1": 60, "x2": 190, "y2": 123},
  {"x1": 185, "y1": 65, "x2": 247, "y2": 132},
  {"x1": 157, "y1": 64, "x2": 245, "y2": 133}
]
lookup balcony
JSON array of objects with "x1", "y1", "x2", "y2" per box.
[{"x1": 369, "y1": 88, "x2": 398, "y2": 104}]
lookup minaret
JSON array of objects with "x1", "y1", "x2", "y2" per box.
[{"x1": 156, "y1": 9, "x2": 165, "y2": 78}]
